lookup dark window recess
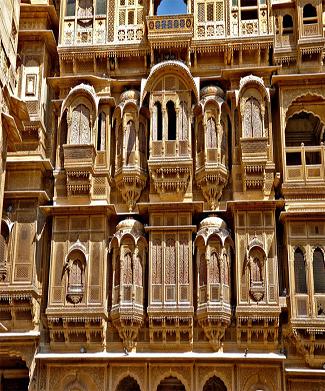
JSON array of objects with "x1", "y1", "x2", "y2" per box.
[
  {"x1": 313, "y1": 248, "x2": 325, "y2": 293},
  {"x1": 286, "y1": 152, "x2": 302, "y2": 166},
  {"x1": 155, "y1": 102, "x2": 163, "y2": 141},
  {"x1": 96, "y1": 0, "x2": 107, "y2": 14},
  {"x1": 241, "y1": 9, "x2": 258, "y2": 20},
  {"x1": 294, "y1": 248, "x2": 307, "y2": 294},
  {"x1": 303, "y1": 4, "x2": 317, "y2": 24},
  {"x1": 306, "y1": 151, "x2": 321, "y2": 165},
  {"x1": 241, "y1": 0, "x2": 257, "y2": 6},
  {"x1": 283, "y1": 14, "x2": 293, "y2": 34},
  {"x1": 66, "y1": 0, "x2": 76, "y2": 16},
  {"x1": 167, "y1": 101, "x2": 177, "y2": 140}
]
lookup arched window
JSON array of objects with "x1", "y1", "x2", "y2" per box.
[
  {"x1": 303, "y1": 4, "x2": 317, "y2": 24},
  {"x1": 243, "y1": 97, "x2": 262, "y2": 138},
  {"x1": 167, "y1": 101, "x2": 177, "y2": 140},
  {"x1": 283, "y1": 14, "x2": 293, "y2": 34},
  {"x1": 97, "y1": 112, "x2": 106, "y2": 151},
  {"x1": 203, "y1": 375, "x2": 227, "y2": 391},
  {"x1": 210, "y1": 252, "x2": 220, "y2": 284},
  {"x1": 65, "y1": 250, "x2": 86, "y2": 304},
  {"x1": 313, "y1": 248, "x2": 325, "y2": 293},
  {"x1": 199, "y1": 254, "x2": 207, "y2": 287},
  {"x1": 223, "y1": 253, "x2": 230, "y2": 286},
  {"x1": 241, "y1": 0, "x2": 258, "y2": 21},
  {"x1": 78, "y1": 0, "x2": 93, "y2": 18},
  {"x1": 294, "y1": 248, "x2": 307, "y2": 294},
  {"x1": 78, "y1": 0, "x2": 93, "y2": 17},
  {"x1": 157, "y1": 377, "x2": 186, "y2": 391},
  {"x1": 125, "y1": 120, "x2": 136, "y2": 165},
  {"x1": 123, "y1": 251, "x2": 133, "y2": 285},
  {"x1": 133, "y1": 249, "x2": 143, "y2": 287},
  {"x1": 0, "y1": 221, "x2": 10, "y2": 281},
  {"x1": 206, "y1": 117, "x2": 217, "y2": 148},
  {"x1": 179, "y1": 101, "x2": 188, "y2": 141},
  {"x1": 153, "y1": 102, "x2": 163, "y2": 141},
  {"x1": 197, "y1": 120, "x2": 204, "y2": 152},
  {"x1": 165, "y1": 237, "x2": 176, "y2": 285},
  {"x1": 114, "y1": 253, "x2": 120, "y2": 287},
  {"x1": 116, "y1": 376, "x2": 141, "y2": 391},
  {"x1": 70, "y1": 104, "x2": 91, "y2": 144}
]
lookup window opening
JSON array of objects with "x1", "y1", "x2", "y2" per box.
[
  {"x1": 303, "y1": 4, "x2": 317, "y2": 24},
  {"x1": 313, "y1": 248, "x2": 325, "y2": 293},
  {"x1": 283, "y1": 14, "x2": 293, "y2": 34},
  {"x1": 96, "y1": 0, "x2": 107, "y2": 14},
  {"x1": 294, "y1": 248, "x2": 307, "y2": 294},
  {"x1": 167, "y1": 101, "x2": 176, "y2": 140},
  {"x1": 66, "y1": 0, "x2": 76, "y2": 16}
]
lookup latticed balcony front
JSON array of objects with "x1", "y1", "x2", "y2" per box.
[{"x1": 147, "y1": 14, "x2": 194, "y2": 44}]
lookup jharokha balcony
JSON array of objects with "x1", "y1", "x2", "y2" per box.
[
  {"x1": 283, "y1": 143, "x2": 325, "y2": 198},
  {"x1": 146, "y1": 14, "x2": 194, "y2": 45}
]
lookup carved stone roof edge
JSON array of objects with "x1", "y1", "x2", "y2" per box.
[{"x1": 39, "y1": 204, "x2": 117, "y2": 216}]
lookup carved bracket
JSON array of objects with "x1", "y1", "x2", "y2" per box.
[
  {"x1": 150, "y1": 165, "x2": 191, "y2": 200},
  {"x1": 198, "y1": 316, "x2": 231, "y2": 351},
  {"x1": 116, "y1": 173, "x2": 146, "y2": 212},
  {"x1": 196, "y1": 172, "x2": 228, "y2": 210},
  {"x1": 113, "y1": 315, "x2": 143, "y2": 352}
]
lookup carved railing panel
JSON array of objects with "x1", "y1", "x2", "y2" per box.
[
  {"x1": 285, "y1": 144, "x2": 325, "y2": 183},
  {"x1": 196, "y1": 21, "x2": 225, "y2": 39},
  {"x1": 147, "y1": 14, "x2": 194, "y2": 41}
]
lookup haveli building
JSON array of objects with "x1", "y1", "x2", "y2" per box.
[{"x1": 1, "y1": 0, "x2": 325, "y2": 389}]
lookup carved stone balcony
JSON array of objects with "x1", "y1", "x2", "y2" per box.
[
  {"x1": 287, "y1": 293, "x2": 325, "y2": 368},
  {"x1": 146, "y1": 14, "x2": 194, "y2": 47},
  {"x1": 240, "y1": 137, "x2": 273, "y2": 194},
  {"x1": 149, "y1": 140, "x2": 192, "y2": 201},
  {"x1": 196, "y1": 150, "x2": 229, "y2": 210},
  {"x1": 283, "y1": 144, "x2": 325, "y2": 199},
  {"x1": 63, "y1": 144, "x2": 96, "y2": 196}
]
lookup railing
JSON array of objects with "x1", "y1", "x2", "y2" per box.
[
  {"x1": 62, "y1": 17, "x2": 107, "y2": 45},
  {"x1": 147, "y1": 14, "x2": 194, "y2": 40},
  {"x1": 302, "y1": 23, "x2": 319, "y2": 37},
  {"x1": 285, "y1": 144, "x2": 325, "y2": 182},
  {"x1": 241, "y1": 19, "x2": 259, "y2": 36},
  {"x1": 116, "y1": 24, "x2": 144, "y2": 43},
  {"x1": 151, "y1": 140, "x2": 190, "y2": 158},
  {"x1": 63, "y1": 144, "x2": 96, "y2": 169},
  {"x1": 196, "y1": 21, "x2": 225, "y2": 39}
]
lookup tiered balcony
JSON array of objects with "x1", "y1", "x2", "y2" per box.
[
  {"x1": 148, "y1": 140, "x2": 192, "y2": 201},
  {"x1": 63, "y1": 144, "x2": 96, "y2": 196},
  {"x1": 283, "y1": 143, "x2": 325, "y2": 198}
]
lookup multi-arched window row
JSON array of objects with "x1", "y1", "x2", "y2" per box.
[{"x1": 294, "y1": 247, "x2": 325, "y2": 294}]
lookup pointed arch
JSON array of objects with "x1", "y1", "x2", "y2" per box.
[
  {"x1": 294, "y1": 247, "x2": 307, "y2": 294},
  {"x1": 313, "y1": 247, "x2": 325, "y2": 293}
]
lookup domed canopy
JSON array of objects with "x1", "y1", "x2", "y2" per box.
[
  {"x1": 195, "y1": 216, "x2": 233, "y2": 247},
  {"x1": 199, "y1": 216, "x2": 227, "y2": 231},
  {"x1": 116, "y1": 218, "x2": 144, "y2": 234},
  {"x1": 109, "y1": 218, "x2": 147, "y2": 250},
  {"x1": 140, "y1": 60, "x2": 199, "y2": 105},
  {"x1": 200, "y1": 85, "x2": 225, "y2": 100}
]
